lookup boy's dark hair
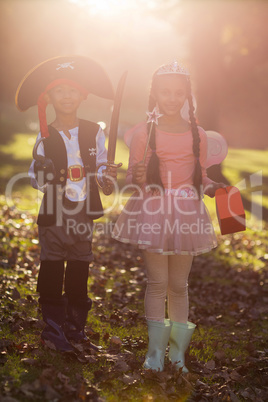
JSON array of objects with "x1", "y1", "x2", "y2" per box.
[{"x1": 146, "y1": 74, "x2": 202, "y2": 198}]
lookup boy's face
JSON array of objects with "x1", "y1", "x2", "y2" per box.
[{"x1": 46, "y1": 84, "x2": 85, "y2": 115}]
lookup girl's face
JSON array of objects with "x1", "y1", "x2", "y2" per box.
[
  {"x1": 153, "y1": 75, "x2": 188, "y2": 117},
  {"x1": 46, "y1": 84, "x2": 84, "y2": 115}
]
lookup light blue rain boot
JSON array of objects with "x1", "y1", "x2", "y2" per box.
[
  {"x1": 144, "y1": 319, "x2": 172, "y2": 371},
  {"x1": 168, "y1": 321, "x2": 196, "y2": 373}
]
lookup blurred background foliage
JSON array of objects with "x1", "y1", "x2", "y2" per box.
[{"x1": 1, "y1": 0, "x2": 268, "y2": 148}]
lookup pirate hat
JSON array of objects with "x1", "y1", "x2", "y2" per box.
[
  {"x1": 15, "y1": 55, "x2": 114, "y2": 111},
  {"x1": 15, "y1": 55, "x2": 114, "y2": 138}
]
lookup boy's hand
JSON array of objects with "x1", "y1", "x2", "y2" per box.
[
  {"x1": 103, "y1": 165, "x2": 118, "y2": 182},
  {"x1": 132, "y1": 162, "x2": 146, "y2": 185},
  {"x1": 204, "y1": 182, "x2": 226, "y2": 198},
  {"x1": 101, "y1": 164, "x2": 120, "y2": 195}
]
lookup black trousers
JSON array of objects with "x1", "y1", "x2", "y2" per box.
[{"x1": 37, "y1": 260, "x2": 89, "y2": 304}]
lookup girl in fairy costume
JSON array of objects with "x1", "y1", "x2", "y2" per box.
[{"x1": 112, "y1": 61, "x2": 226, "y2": 372}]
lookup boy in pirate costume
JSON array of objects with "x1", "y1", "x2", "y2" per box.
[{"x1": 16, "y1": 56, "x2": 119, "y2": 352}]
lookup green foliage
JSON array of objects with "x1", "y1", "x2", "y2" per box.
[{"x1": 223, "y1": 148, "x2": 268, "y2": 209}]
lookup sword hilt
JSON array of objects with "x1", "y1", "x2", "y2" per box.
[
  {"x1": 95, "y1": 162, "x2": 122, "y2": 195},
  {"x1": 33, "y1": 137, "x2": 47, "y2": 163}
]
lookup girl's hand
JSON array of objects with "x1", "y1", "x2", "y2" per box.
[
  {"x1": 132, "y1": 162, "x2": 146, "y2": 185},
  {"x1": 204, "y1": 182, "x2": 226, "y2": 198}
]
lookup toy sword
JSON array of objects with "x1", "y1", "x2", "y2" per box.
[{"x1": 96, "y1": 71, "x2": 128, "y2": 195}]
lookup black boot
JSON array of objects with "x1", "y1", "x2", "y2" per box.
[
  {"x1": 37, "y1": 260, "x2": 74, "y2": 353},
  {"x1": 64, "y1": 296, "x2": 92, "y2": 342},
  {"x1": 64, "y1": 261, "x2": 99, "y2": 349},
  {"x1": 41, "y1": 298, "x2": 74, "y2": 353}
]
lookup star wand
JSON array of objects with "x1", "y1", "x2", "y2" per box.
[{"x1": 142, "y1": 107, "x2": 163, "y2": 163}]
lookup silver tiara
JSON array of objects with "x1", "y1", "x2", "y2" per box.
[{"x1": 156, "y1": 61, "x2": 189, "y2": 76}]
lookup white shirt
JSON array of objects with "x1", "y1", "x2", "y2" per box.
[{"x1": 28, "y1": 126, "x2": 107, "y2": 201}]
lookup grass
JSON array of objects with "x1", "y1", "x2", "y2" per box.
[
  {"x1": 191, "y1": 326, "x2": 249, "y2": 364},
  {"x1": 0, "y1": 244, "x2": 267, "y2": 400},
  {"x1": 213, "y1": 228, "x2": 268, "y2": 271},
  {"x1": 223, "y1": 148, "x2": 268, "y2": 210},
  {"x1": 0, "y1": 262, "x2": 147, "y2": 400}
]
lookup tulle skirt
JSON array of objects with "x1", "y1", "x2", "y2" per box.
[{"x1": 112, "y1": 188, "x2": 217, "y2": 256}]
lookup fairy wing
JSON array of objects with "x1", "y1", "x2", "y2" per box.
[
  {"x1": 124, "y1": 122, "x2": 147, "y2": 147},
  {"x1": 205, "y1": 130, "x2": 228, "y2": 168}
]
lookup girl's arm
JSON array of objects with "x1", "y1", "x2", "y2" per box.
[
  {"x1": 199, "y1": 128, "x2": 225, "y2": 197},
  {"x1": 126, "y1": 127, "x2": 148, "y2": 185}
]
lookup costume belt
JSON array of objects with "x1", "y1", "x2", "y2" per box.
[{"x1": 67, "y1": 165, "x2": 86, "y2": 182}]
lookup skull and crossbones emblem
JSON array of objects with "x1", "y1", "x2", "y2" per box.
[
  {"x1": 56, "y1": 62, "x2": 75, "y2": 70},
  {"x1": 89, "y1": 148, "x2": 97, "y2": 156}
]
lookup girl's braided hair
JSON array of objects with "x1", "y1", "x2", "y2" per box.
[{"x1": 146, "y1": 73, "x2": 202, "y2": 198}]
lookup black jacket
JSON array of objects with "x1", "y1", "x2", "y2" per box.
[{"x1": 36, "y1": 119, "x2": 104, "y2": 226}]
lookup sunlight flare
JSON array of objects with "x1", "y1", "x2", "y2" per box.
[{"x1": 69, "y1": 0, "x2": 140, "y2": 16}]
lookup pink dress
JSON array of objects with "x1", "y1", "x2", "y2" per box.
[{"x1": 112, "y1": 122, "x2": 218, "y2": 255}]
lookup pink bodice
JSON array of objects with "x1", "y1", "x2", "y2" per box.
[{"x1": 126, "y1": 122, "x2": 213, "y2": 189}]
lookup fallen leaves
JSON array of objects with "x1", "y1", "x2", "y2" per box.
[{"x1": 0, "y1": 203, "x2": 268, "y2": 401}]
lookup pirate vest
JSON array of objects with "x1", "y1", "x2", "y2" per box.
[{"x1": 37, "y1": 119, "x2": 103, "y2": 226}]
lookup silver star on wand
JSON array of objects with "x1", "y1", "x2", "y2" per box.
[{"x1": 146, "y1": 107, "x2": 163, "y2": 125}]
